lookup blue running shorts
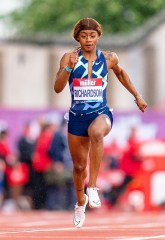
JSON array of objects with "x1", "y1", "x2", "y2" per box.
[{"x1": 68, "y1": 106, "x2": 113, "y2": 137}]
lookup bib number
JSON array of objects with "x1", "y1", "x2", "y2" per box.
[{"x1": 73, "y1": 78, "x2": 103, "y2": 102}]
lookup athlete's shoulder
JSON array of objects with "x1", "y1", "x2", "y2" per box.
[{"x1": 102, "y1": 51, "x2": 118, "y2": 62}]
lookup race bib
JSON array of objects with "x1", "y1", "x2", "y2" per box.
[{"x1": 73, "y1": 78, "x2": 103, "y2": 102}]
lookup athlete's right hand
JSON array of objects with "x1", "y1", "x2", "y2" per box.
[{"x1": 67, "y1": 50, "x2": 79, "y2": 69}]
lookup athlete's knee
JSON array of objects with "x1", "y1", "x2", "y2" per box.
[
  {"x1": 73, "y1": 163, "x2": 86, "y2": 174},
  {"x1": 89, "y1": 128, "x2": 104, "y2": 142}
]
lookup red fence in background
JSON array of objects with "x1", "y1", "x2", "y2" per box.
[{"x1": 124, "y1": 140, "x2": 165, "y2": 211}]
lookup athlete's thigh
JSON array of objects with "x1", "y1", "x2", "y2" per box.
[
  {"x1": 88, "y1": 114, "x2": 112, "y2": 137},
  {"x1": 68, "y1": 133, "x2": 90, "y2": 164}
]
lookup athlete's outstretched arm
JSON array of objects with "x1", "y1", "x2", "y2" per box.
[{"x1": 106, "y1": 52, "x2": 147, "y2": 112}]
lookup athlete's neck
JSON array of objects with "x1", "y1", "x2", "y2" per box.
[{"x1": 81, "y1": 48, "x2": 97, "y2": 61}]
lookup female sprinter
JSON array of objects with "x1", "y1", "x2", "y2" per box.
[{"x1": 54, "y1": 18, "x2": 147, "y2": 228}]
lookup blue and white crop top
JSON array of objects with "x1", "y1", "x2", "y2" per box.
[{"x1": 69, "y1": 49, "x2": 108, "y2": 114}]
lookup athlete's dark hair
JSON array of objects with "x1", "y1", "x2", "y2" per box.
[{"x1": 72, "y1": 18, "x2": 102, "y2": 42}]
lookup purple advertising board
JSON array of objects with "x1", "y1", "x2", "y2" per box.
[{"x1": 0, "y1": 107, "x2": 165, "y2": 151}]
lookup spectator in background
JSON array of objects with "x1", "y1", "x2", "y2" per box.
[
  {"x1": 17, "y1": 121, "x2": 35, "y2": 206},
  {"x1": 103, "y1": 138, "x2": 121, "y2": 170},
  {"x1": 32, "y1": 121, "x2": 55, "y2": 209},
  {"x1": 0, "y1": 122, "x2": 9, "y2": 207},
  {"x1": 46, "y1": 119, "x2": 75, "y2": 210},
  {"x1": 0, "y1": 122, "x2": 28, "y2": 211},
  {"x1": 0, "y1": 122, "x2": 12, "y2": 166},
  {"x1": 106, "y1": 127, "x2": 143, "y2": 207}
]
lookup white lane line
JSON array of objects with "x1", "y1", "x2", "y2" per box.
[
  {"x1": 119, "y1": 222, "x2": 165, "y2": 228},
  {"x1": 0, "y1": 226, "x2": 109, "y2": 235},
  {"x1": 0, "y1": 222, "x2": 164, "y2": 235},
  {"x1": 16, "y1": 221, "x2": 165, "y2": 229},
  {"x1": 117, "y1": 235, "x2": 165, "y2": 240},
  {"x1": 0, "y1": 227, "x2": 75, "y2": 235}
]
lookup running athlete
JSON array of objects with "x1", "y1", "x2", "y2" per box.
[{"x1": 54, "y1": 18, "x2": 147, "y2": 228}]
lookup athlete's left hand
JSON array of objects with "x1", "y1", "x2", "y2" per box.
[{"x1": 134, "y1": 96, "x2": 147, "y2": 112}]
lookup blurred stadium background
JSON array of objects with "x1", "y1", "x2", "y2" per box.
[{"x1": 0, "y1": 0, "x2": 165, "y2": 213}]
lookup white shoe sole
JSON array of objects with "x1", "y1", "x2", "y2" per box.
[
  {"x1": 87, "y1": 188, "x2": 101, "y2": 208},
  {"x1": 73, "y1": 194, "x2": 88, "y2": 228}
]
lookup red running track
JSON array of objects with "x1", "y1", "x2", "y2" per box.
[{"x1": 0, "y1": 209, "x2": 165, "y2": 240}]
